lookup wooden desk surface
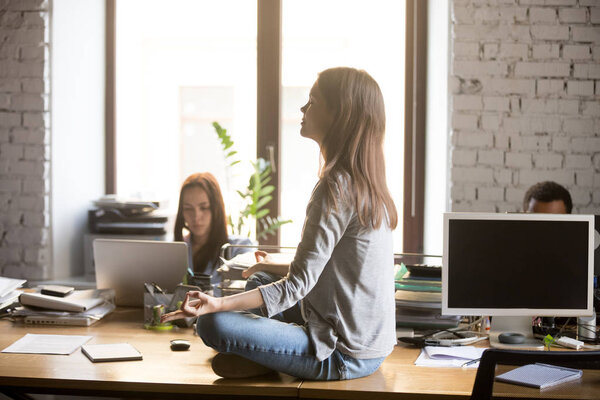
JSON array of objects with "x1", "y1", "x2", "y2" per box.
[
  {"x1": 0, "y1": 308, "x2": 300, "y2": 398},
  {"x1": 1, "y1": 309, "x2": 599, "y2": 399}
]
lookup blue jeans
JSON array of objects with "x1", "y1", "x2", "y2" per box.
[{"x1": 196, "y1": 272, "x2": 385, "y2": 380}]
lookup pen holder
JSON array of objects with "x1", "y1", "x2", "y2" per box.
[{"x1": 143, "y1": 291, "x2": 173, "y2": 330}]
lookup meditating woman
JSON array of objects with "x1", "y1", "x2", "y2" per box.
[
  {"x1": 164, "y1": 67, "x2": 398, "y2": 381},
  {"x1": 174, "y1": 172, "x2": 251, "y2": 286}
]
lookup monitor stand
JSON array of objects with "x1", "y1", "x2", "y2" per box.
[{"x1": 489, "y1": 316, "x2": 544, "y2": 350}]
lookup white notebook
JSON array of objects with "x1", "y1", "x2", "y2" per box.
[
  {"x1": 81, "y1": 343, "x2": 143, "y2": 363},
  {"x1": 496, "y1": 363, "x2": 583, "y2": 389}
]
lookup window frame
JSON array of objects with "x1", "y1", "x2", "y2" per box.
[{"x1": 104, "y1": 0, "x2": 427, "y2": 251}]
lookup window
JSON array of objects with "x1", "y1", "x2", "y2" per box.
[{"x1": 108, "y1": 0, "x2": 426, "y2": 252}]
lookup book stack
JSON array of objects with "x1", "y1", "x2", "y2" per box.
[
  {"x1": 0, "y1": 276, "x2": 26, "y2": 311},
  {"x1": 394, "y1": 263, "x2": 461, "y2": 329}
]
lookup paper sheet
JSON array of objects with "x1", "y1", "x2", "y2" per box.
[
  {"x1": 2, "y1": 333, "x2": 92, "y2": 355},
  {"x1": 415, "y1": 345, "x2": 488, "y2": 368}
]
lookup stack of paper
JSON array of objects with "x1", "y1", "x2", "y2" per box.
[
  {"x1": 496, "y1": 363, "x2": 583, "y2": 389},
  {"x1": 415, "y1": 346, "x2": 488, "y2": 368},
  {"x1": 0, "y1": 276, "x2": 26, "y2": 310}
]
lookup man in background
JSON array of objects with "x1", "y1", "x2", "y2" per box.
[{"x1": 522, "y1": 181, "x2": 573, "y2": 214}]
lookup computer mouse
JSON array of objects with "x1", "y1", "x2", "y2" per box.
[
  {"x1": 170, "y1": 339, "x2": 191, "y2": 351},
  {"x1": 498, "y1": 332, "x2": 525, "y2": 344}
]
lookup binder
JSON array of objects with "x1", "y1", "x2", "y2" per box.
[{"x1": 495, "y1": 363, "x2": 583, "y2": 389}]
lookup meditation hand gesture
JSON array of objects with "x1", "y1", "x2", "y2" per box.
[{"x1": 160, "y1": 291, "x2": 221, "y2": 323}]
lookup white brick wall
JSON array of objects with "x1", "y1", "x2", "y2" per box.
[
  {"x1": 450, "y1": 0, "x2": 599, "y2": 213},
  {"x1": 0, "y1": 0, "x2": 50, "y2": 279}
]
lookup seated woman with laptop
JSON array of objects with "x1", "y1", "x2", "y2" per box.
[{"x1": 174, "y1": 172, "x2": 252, "y2": 287}]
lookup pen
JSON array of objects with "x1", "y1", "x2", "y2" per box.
[
  {"x1": 461, "y1": 358, "x2": 480, "y2": 367},
  {"x1": 152, "y1": 283, "x2": 164, "y2": 294}
]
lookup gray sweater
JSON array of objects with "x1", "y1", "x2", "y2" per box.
[{"x1": 259, "y1": 177, "x2": 396, "y2": 361}]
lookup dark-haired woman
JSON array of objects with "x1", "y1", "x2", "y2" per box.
[
  {"x1": 164, "y1": 67, "x2": 398, "y2": 381},
  {"x1": 174, "y1": 172, "x2": 251, "y2": 286}
]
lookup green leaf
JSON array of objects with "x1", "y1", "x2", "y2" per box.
[
  {"x1": 256, "y1": 209, "x2": 270, "y2": 219},
  {"x1": 259, "y1": 185, "x2": 275, "y2": 197},
  {"x1": 226, "y1": 150, "x2": 238, "y2": 158},
  {"x1": 230, "y1": 160, "x2": 241, "y2": 167},
  {"x1": 255, "y1": 195, "x2": 272, "y2": 210}
]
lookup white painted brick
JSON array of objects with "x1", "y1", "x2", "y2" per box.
[
  {"x1": 5, "y1": 29, "x2": 44, "y2": 45},
  {"x1": 0, "y1": 111, "x2": 20, "y2": 127},
  {"x1": 483, "y1": 43, "x2": 499, "y2": 59},
  {"x1": 452, "y1": 114, "x2": 479, "y2": 130},
  {"x1": 563, "y1": 45, "x2": 591, "y2": 60},
  {"x1": 558, "y1": 8, "x2": 587, "y2": 23},
  {"x1": 9, "y1": 160, "x2": 44, "y2": 175},
  {"x1": 482, "y1": 115, "x2": 501, "y2": 130},
  {"x1": 484, "y1": 78, "x2": 536, "y2": 95},
  {"x1": 20, "y1": 45, "x2": 44, "y2": 60},
  {"x1": 591, "y1": 7, "x2": 600, "y2": 24},
  {"x1": 512, "y1": 135, "x2": 552, "y2": 151},
  {"x1": 503, "y1": 116, "x2": 561, "y2": 134},
  {"x1": 543, "y1": 0, "x2": 576, "y2": 5},
  {"x1": 10, "y1": 93, "x2": 43, "y2": 111},
  {"x1": 0, "y1": 44, "x2": 20, "y2": 60},
  {"x1": 533, "y1": 153, "x2": 563, "y2": 168},
  {"x1": 506, "y1": 152, "x2": 532, "y2": 168},
  {"x1": 6, "y1": 0, "x2": 48, "y2": 12},
  {"x1": 519, "y1": 0, "x2": 546, "y2": 5},
  {"x1": 506, "y1": 188, "x2": 525, "y2": 204},
  {"x1": 510, "y1": 97, "x2": 521, "y2": 113},
  {"x1": 449, "y1": 76, "x2": 461, "y2": 94},
  {"x1": 0, "y1": 248, "x2": 21, "y2": 263},
  {"x1": 567, "y1": 81, "x2": 594, "y2": 96},
  {"x1": 21, "y1": 78, "x2": 44, "y2": 93},
  {"x1": 532, "y1": 44, "x2": 560, "y2": 59},
  {"x1": 565, "y1": 154, "x2": 592, "y2": 169},
  {"x1": 22, "y1": 112, "x2": 44, "y2": 128},
  {"x1": 0, "y1": 93, "x2": 10, "y2": 109},
  {"x1": 453, "y1": 95, "x2": 483, "y2": 110},
  {"x1": 23, "y1": 211, "x2": 44, "y2": 227},
  {"x1": 557, "y1": 100, "x2": 580, "y2": 114},
  {"x1": 456, "y1": 131, "x2": 494, "y2": 148},
  {"x1": 576, "y1": 170, "x2": 594, "y2": 187},
  {"x1": 521, "y1": 99, "x2": 579, "y2": 114},
  {"x1": 530, "y1": 7, "x2": 557, "y2": 23},
  {"x1": 0, "y1": 78, "x2": 20, "y2": 92},
  {"x1": 23, "y1": 144, "x2": 43, "y2": 160},
  {"x1": 15, "y1": 195, "x2": 44, "y2": 211},
  {"x1": 570, "y1": 188, "x2": 591, "y2": 206},
  {"x1": 453, "y1": 149, "x2": 477, "y2": 166},
  {"x1": 452, "y1": 6, "x2": 474, "y2": 24},
  {"x1": 574, "y1": 64, "x2": 600, "y2": 79},
  {"x1": 453, "y1": 60, "x2": 508, "y2": 77},
  {"x1": 564, "y1": 118, "x2": 594, "y2": 135},
  {"x1": 454, "y1": 42, "x2": 480, "y2": 57},
  {"x1": 23, "y1": 11, "x2": 45, "y2": 27},
  {"x1": 1, "y1": 143, "x2": 23, "y2": 159},
  {"x1": 514, "y1": 62, "x2": 570, "y2": 77},
  {"x1": 478, "y1": 187, "x2": 504, "y2": 201},
  {"x1": 450, "y1": 202, "x2": 473, "y2": 212},
  {"x1": 22, "y1": 177, "x2": 44, "y2": 194},
  {"x1": 24, "y1": 247, "x2": 50, "y2": 265},
  {"x1": 573, "y1": 27, "x2": 600, "y2": 43},
  {"x1": 594, "y1": 46, "x2": 600, "y2": 61},
  {"x1": 518, "y1": 169, "x2": 574, "y2": 186},
  {"x1": 594, "y1": 154, "x2": 600, "y2": 170},
  {"x1": 451, "y1": 167, "x2": 494, "y2": 183},
  {"x1": 11, "y1": 128, "x2": 44, "y2": 144},
  {"x1": 495, "y1": 169, "x2": 513, "y2": 184},
  {"x1": 583, "y1": 101, "x2": 600, "y2": 116},
  {"x1": 0, "y1": 179, "x2": 20, "y2": 193},
  {"x1": 494, "y1": 134, "x2": 511, "y2": 149},
  {"x1": 478, "y1": 149, "x2": 504, "y2": 165},
  {"x1": 5, "y1": 227, "x2": 46, "y2": 246},
  {"x1": 570, "y1": 137, "x2": 600, "y2": 152},
  {"x1": 597, "y1": 81, "x2": 600, "y2": 96},
  {"x1": 537, "y1": 79, "x2": 565, "y2": 95},
  {"x1": 453, "y1": 24, "x2": 532, "y2": 43},
  {"x1": 483, "y1": 96, "x2": 510, "y2": 111},
  {"x1": 498, "y1": 43, "x2": 528, "y2": 59},
  {"x1": 531, "y1": 25, "x2": 569, "y2": 41},
  {"x1": 595, "y1": 173, "x2": 600, "y2": 187},
  {"x1": 0, "y1": 129, "x2": 9, "y2": 143}
]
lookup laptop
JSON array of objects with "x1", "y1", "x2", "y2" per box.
[{"x1": 93, "y1": 239, "x2": 189, "y2": 306}]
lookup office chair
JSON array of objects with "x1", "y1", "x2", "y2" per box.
[{"x1": 470, "y1": 348, "x2": 600, "y2": 400}]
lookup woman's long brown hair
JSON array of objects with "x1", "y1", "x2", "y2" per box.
[
  {"x1": 174, "y1": 172, "x2": 228, "y2": 272},
  {"x1": 317, "y1": 67, "x2": 398, "y2": 230}
]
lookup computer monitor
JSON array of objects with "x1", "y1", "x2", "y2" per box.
[{"x1": 442, "y1": 212, "x2": 595, "y2": 349}]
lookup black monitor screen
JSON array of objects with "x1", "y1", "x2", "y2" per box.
[{"x1": 447, "y1": 219, "x2": 589, "y2": 311}]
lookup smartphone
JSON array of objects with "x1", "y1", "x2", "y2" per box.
[{"x1": 40, "y1": 285, "x2": 75, "y2": 297}]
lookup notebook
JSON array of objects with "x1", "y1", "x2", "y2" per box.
[
  {"x1": 496, "y1": 363, "x2": 583, "y2": 389},
  {"x1": 93, "y1": 239, "x2": 189, "y2": 306},
  {"x1": 81, "y1": 343, "x2": 143, "y2": 362}
]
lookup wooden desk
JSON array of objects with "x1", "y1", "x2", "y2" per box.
[{"x1": 1, "y1": 309, "x2": 599, "y2": 399}]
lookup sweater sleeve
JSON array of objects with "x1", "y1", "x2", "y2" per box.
[{"x1": 259, "y1": 178, "x2": 354, "y2": 317}]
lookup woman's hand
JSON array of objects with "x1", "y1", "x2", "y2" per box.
[
  {"x1": 160, "y1": 291, "x2": 221, "y2": 323},
  {"x1": 241, "y1": 250, "x2": 290, "y2": 278}
]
